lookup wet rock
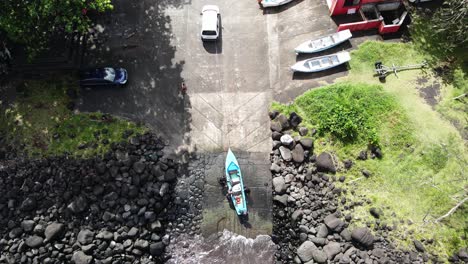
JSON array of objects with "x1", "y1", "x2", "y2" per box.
[
  {"x1": 164, "y1": 169, "x2": 177, "y2": 182},
  {"x1": 275, "y1": 114, "x2": 290, "y2": 131},
  {"x1": 413, "y1": 240, "x2": 426, "y2": 252},
  {"x1": 371, "y1": 146, "x2": 383, "y2": 159},
  {"x1": 357, "y1": 150, "x2": 367, "y2": 160},
  {"x1": 317, "y1": 224, "x2": 329, "y2": 238},
  {"x1": 280, "y1": 134, "x2": 294, "y2": 147},
  {"x1": 160, "y1": 182, "x2": 170, "y2": 197},
  {"x1": 272, "y1": 140, "x2": 281, "y2": 150},
  {"x1": 25, "y1": 236, "x2": 43, "y2": 248},
  {"x1": 316, "y1": 152, "x2": 336, "y2": 173},
  {"x1": 271, "y1": 131, "x2": 283, "y2": 140},
  {"x1": 77, "y1": 230, "x2": 95, "y2": 245},
  {"x1": 279, "y1": 146, "x2": 292, "y2": 162},
  {"x1": 134, "y1": 239, "x2": 149, "y2": 250},
  {"x1": 127, "y1": 227, "x2": 139, "y2": 238},
  {"x1": 96, "y1": 231, "x2": 113, "y2": 240},
  {"x1": 270, "y1": 163, "x2": 281, "y2": 173},
  {"x1": 273, "y1": 194, "x2": 288, "y2": 206},
  {"x1": 289, "y1": 112, "x2": 302, "y2": 128},
  {"x1": 298, "y1": 225, "x2": 310, "y2": 234},
  {"x1": 340, "y1": 228, "x2": 352, "y2": 241},
  {"x1": 312, "y1": 249, "x2": 328, "y2": 263},
  {"x1": 369, "y1": 207, "x2": 382, "y2": 219},
  {"x1": 351, "y1": 227, "x2": 375, "y2": 248},
  {"x1": 291, "y1": 209, "x2": 303, "y2": 222},
  {"x1": 362, "y1": 170, "x2": 372, "y2": 178},
  {"x1": 324, "y1": 214, "x2": 345, "y2": 232},
  {"x1": 310, "y1": 237, "x2": 326, "y2": 246},
  {"x1": 20, "y1": 197, "x2": 37, "y2": 211},
  {"x1": 299, "y1": 138, "x2": 313, "y2": 150},
  {"x1": 44, "y1": 222, "x2": 65, "y2": 242},
  {"x1": 81, "y1": 244, "x2": 96, "y2": 254},
  {"x1": 72, "y1": 251, "x2": 93, "y2": 264},
  {"x1": 133, "y1": 161, "x2": 146, "y2": 173},
  {"x1": 292, "y1": 144, "x2": 305, "y2": 163},
  {"x1": 21, "y1": 220, "x2": 35, "y2": 232},
  {"x1": 343, "y1": 159, "x2": 353, "y2": 169},
  {"x1": 270, "y1": 121, "x2": 282, "y2": 132},
  {"x1": 269, "y1": 110, "x2": 279, "y2": 120},
  {"x1": 273, "y1": 177, "x2": 286, "y2": 194},
  {"x1": 457, "y1": 248, "x2": 468, "y2": 262},
  {"x1": 67, "y1": 196, "x2": 88, "y2": 214},
  {"x1": 33, "y1": 224, "x2": 45, "y2": 235},
  {"x1": 323, "y1": 242, "x2": 341, "y2": 260},
  {"x1": 297, "y1": 241, "x2": 317, "y2": 262},
  {"x1": 149, "y1": 242, "x2": 165, "y2": 256},
  {"x1": 372, "y1": 248, "x2": 385, "y2": 258},
  {"x1": 9, "y1": 227, "x2": 22, "y2": 238},
  {"x1": 299, "y1": 127, "x2": 308, "y2": 136}
]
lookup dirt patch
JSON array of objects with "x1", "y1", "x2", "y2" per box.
[{"x1": 417, "y1": 77, "x2": 441, "y2": 108}]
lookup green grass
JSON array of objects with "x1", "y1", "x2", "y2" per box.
[
  {"x1": 436, "y1": 68, "x2": 468, "y2": 138},
  {"x1": 48, "y1": 113, "x2": 146, "y2": 157},
  {"x1": 0, "y1": 76, "x2": 147, "y2": 157},
  {"x1": 272, "y1": 41, "x2": 468, "y2": 260}
]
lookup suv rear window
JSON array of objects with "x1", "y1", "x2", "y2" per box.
[{"x1": 202, "y1": 30, "x2": 217, "y2": 36}]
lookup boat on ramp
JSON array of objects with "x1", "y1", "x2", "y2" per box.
[
  {"x1": 261, "y1": 0, "x2": 294, "y2": 8},
  {"x1": 225, "y1": 148, "x2": 248, "y2": 216},
  {"x1": 290, "y1": 51, "x2": 351, "y2": 73},
  {"x1": 294, "y1": 29, "x2": 352, "y2": 54}
]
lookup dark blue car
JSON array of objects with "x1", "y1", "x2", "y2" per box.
[{"x1": 79, "y1": 67, "x2": 127, "y2": 87}]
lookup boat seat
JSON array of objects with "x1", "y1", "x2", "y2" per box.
[
  {"x1": 232, "y1": 184, "x2": 242, "y2": 192},
  {"x1": 231, "y1": 178, "x2": 240, "y2": 186},
  {"x1": 228, "y1": 170, "x2": 238, "y2": 175}
]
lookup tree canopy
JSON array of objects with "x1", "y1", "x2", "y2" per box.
[
  {"x1": 0, "y1": 0, "x2": 113, "y2": 58},
  {"x1": 410, "y1": 0, "x2": 468, "y2": 67}
]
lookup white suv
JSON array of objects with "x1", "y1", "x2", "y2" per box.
[{"x1": 201, "y1": 5, "x2": 220, "y2": 41}]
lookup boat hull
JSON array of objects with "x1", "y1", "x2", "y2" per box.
[
  {"x1": 295, "y1": 29, "x2": 352, "y2": 54},
  {"x1": 261, "y1": 0, "x2": 294, "y2": 7},
  {"x1": 225, "y1": 149, "x2": 248, "y2": 215},
  {"x1": 291, "y1": 51, "x2": 351, "y2": 73}
]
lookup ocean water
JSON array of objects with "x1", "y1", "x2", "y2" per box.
[{"x1": 167, "y1": 230, "x2": 276, "y2": 264}]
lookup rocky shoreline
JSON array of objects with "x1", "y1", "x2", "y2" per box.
[
  {"x1": 1, "y1": 115, "x2": 467, "y2": 263},
  {"x1": 0, "y1": 132, "x2": 183, "y2": 264},
  {"x1": 268, "y1": 111, "x2": 467, "y2": 264}
]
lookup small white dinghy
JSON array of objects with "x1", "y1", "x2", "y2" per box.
[
  {"x1": 261, "y1": 0, "x2": 294, "y2": 8},
  {"x1": 291, "y1": 51, "x2": 351, "y2": 73},
  {"x1": 295, "y1": 30, "x2": 352, "y2": 54}
]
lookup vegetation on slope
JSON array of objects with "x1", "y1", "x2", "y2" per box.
[
  {"x1": 272, "y1": 41, "x2": 467, "y2": 259},
  {"x1": 409, "y1": 0, "x2": 468, "y2": 69},
  {"x1": 0, "y1": 0, "x2": 113, "y2": 58},
  {"x1": 0, "y1": 76, "x2": 146, "y2": 157}
]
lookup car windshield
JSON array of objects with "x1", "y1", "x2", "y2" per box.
[
  {"x1": 202, "y1": 30, "x2": 217, "y2": 36},
  {"x1": 102, "y1": 68, "x2": 116, "y2": 82}
]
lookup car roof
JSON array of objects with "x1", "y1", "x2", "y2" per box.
[{"x1": 202, "y1": 9, "x2": 218, "y2": 31}]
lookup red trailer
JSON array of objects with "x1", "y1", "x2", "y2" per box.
[{"x1": 326, "y1": 0, "x2": 408, "y2": 34}]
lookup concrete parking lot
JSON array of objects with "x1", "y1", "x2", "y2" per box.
[{"x1": 78, "y1": 0, "x2": 381, "y2": 238}]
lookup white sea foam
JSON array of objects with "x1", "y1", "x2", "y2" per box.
[{"x1": 167, "y1": 230, "x2": 276, "y2": 264}]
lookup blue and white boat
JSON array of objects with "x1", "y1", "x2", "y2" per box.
[
  {"x1": 294, "y1": 29, "x2": 352, "y2": 54},
  {"x1": 225, "y1": 148, "x2": 248, "y2": 216}
]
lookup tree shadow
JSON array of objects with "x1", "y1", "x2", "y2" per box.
[
  {"x1": 78, "y1": 0, "x2": 192, "y2": 152},
  {"x1": 262, "y1": 0, "x2": 305, "y2": 15}
]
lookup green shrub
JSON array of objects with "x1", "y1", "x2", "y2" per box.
[{"x1": 293, "y1": 82, "x2": 397, "y2": 145}]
